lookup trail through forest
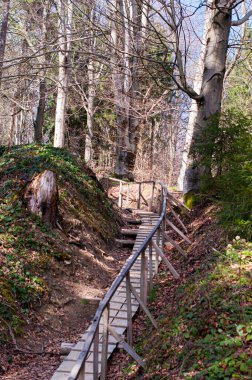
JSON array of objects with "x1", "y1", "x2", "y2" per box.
[{"x1": 1, "y1": 245, "x2": 131, "y2": 380}]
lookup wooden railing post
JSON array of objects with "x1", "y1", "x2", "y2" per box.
[
  {"x1": 161, "y1": 193, "x2": 166, "y2": 251},
  {"x1": 148, "y1": 241, "x2": 153, "y2": 292},
  {"x1": 149, "y1": 182, "x2": 155, "y2": 212},
  {"x1": 78, "y1": 365, "x2": 85, "y2": 380},
  {"x1": 126, "y1": 272, "x2": 133, "y2": 346},
  {"x1": 155, "y1": 228, "x2": 160, "y2": 274},
  {"x1": 118, "y1": 181, "x2": 123, "y2": 208},
  {"x1": 159, "y1": 187, "x2": 163, "y2": 215},
  {"x1": 126, "y1": 184, "x2": 130, "y2": 208},
  {"x1": 106, "y1": 177, "x2": 109, "y2": 195},
  {"x1": 101, "y1": 305, "x2": 110, "y2": 380},
  {"x1": 155, "y1": 188, "x2": 159, "y2": 213},
  {"x1": 137, "y1": 183, "x2": 141, "y2": 209},
  {"x1": 93, "y1": 326, "x2": 99, "y2": 380},
  {"x1": 140, "y1": 250, "x2": 147, "y2": 305}
]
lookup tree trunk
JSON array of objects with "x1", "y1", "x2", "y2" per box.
[
  {"x1": 23, "y1": 170, "x2": 58, "y2": 226},
  {"x1": 0, "y1": 0, "x2": 10, "y2": 84},
  {"x1": 34, "y1": 79, "x2": 46, "y2": 143},
  {"x1": 34, "y1": 2, "x2": 49, "y2": 143},
  {"x1": 85, "y1": 12, "x2": 95, "y2": 163},
  {"x1": 177, "y1": 1, "x2": 213, "y2": 192},
  {"x1": 183, "y1": 2, "x2": 231, "y2": 193},
  {"x1": 54, "y1": 0, "x2": 73, "y2": 148}
]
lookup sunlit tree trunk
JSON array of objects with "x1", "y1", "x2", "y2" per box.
[
  {"x1": 54, "y1": 0, "x2": 73, "y2": 148},
  {"x1": 183, "y1": 2, "x2": 232, "y2": 192},
  {"x1": 177, "y1": 2, "x2": 213, "y2": 191}
]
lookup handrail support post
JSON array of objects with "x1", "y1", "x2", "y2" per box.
[{"x1": 100, "y1": 305, "x2": 110, "y2": 380}]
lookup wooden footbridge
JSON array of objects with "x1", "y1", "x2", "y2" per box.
[{"x1": 51, "y1": 180, "x2": 190, "y2": 380}]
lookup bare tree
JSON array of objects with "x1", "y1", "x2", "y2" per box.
[{"x1": 54, "y1": 0, "x2": 73, "y2": 148}]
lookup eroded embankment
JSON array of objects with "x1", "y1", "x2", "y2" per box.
[{"x1": 0, "y1": 145, "x2": 131, "y2": 379}]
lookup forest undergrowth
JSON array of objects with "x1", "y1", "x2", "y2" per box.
[{"x1": 108, "y1": 203, "x2": 252, "y2": 380}]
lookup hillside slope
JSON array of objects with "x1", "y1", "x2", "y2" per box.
[
  {"x1": 0, "y1": 145, "x2": 127, "y2": 378},
  {"x1": 108, "y1": 204, "x2": 252, "y2": 380}
]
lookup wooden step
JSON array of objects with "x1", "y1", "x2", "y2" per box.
[
  {"x1": 115, "y1": 239, "x2": 135, "y2": 246},
  {"x1": 120, "y1": 228, "x2": 139, "y2": 236},
  {"x1": 124, "y1": 218, "x2": 142, "y2": 225}
]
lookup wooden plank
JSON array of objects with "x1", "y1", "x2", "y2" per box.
[
  {"x1": 164, "y1": 233, "x2": 187, "y2": 258},
  {"x1": 115, "y1": 239, "x2": 135, "y2": 245},
  {"x1": 166, "y1": 218, "x2": 191, "y2": 244},
  {"x1": 121, "y1": 228, "x2": 139, "y2": 236},
  {"x1": 129, "y1": 283, "x2": 157, "y2": 329},
  {"x1": 168, "y1": 191, "x2": 190, "y2": 212},
  {"x1": 169, "y1": 206, "x2": 188, "y2": 233},
  {"x1": 124, "y1": 218, "x2": 142, "y2": 225},
  {"x1": 152, "y1": 239, "x2": 180, "y2": 279},
  {"x1": 107, "y1": 325, "x2": 144, "y2": 367},
  {"x1": 140, "y1": 191, "x2": 148, "y2": 207},
  {"x1": 51, "y1": 373, "x2": 70, "y2": 380}
]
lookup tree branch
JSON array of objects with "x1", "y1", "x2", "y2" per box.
[{"x1": 231, "y1": 10, "x2": 252, "y2": 26}]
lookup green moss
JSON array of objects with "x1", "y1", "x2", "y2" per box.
[{"x1": 183, "y1": 191, "x2": 199, "y2": 209}]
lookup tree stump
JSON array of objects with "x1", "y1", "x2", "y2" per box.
[{"x1": 23, "y1": 170, "x2": 58, "y2": 226}]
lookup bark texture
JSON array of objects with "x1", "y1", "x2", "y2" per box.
[
  {"x1": 34, "y1": 79, "x2": 46, "y2": 143},
  {"x1": 183, "y1": 1, "x2": 232, "y2": 193},
  {"x1": 177, "y1": 3, "x2": 213, "y2": 191},
  {"x1": 24, "y1": 170, "x2": 58, "y2": 226}
]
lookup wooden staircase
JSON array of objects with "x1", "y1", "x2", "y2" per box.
[{"x1": 51, "y1": 211, "x2": 161, "y2": 380}]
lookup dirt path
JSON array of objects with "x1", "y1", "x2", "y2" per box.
[{"x1": 0, "y1": 245, "x2": 131, "y2": 380}]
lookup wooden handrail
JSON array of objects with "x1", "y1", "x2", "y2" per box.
[{"x1": 68, "y1": 181, "x2": 168, "y2": 380}]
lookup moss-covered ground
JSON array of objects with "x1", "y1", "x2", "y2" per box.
[{"x1": 0, "y1": 144, "x2": 118, "y2": 339}]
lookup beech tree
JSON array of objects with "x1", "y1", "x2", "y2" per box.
[
  {"x1": 173, "y1": 0, "x2": 252, "y2": 192},
  {"x1": 140, "y1": 0, "x2": 252, "y2": 192}
]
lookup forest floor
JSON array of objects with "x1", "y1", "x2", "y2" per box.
[
  {"x1": 107, "y1": 203, "x2": 252, "y2": 379},
  {"x1": 0, "y1": 145, "x2": 132, "y2": 379},
  {"x1": 0, "y1": 244, "x2": 130, "y2": 380}
]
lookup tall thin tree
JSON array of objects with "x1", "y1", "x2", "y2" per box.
[{"x1": 54, "y1": 0, "x2": 73, "y2": 148}]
